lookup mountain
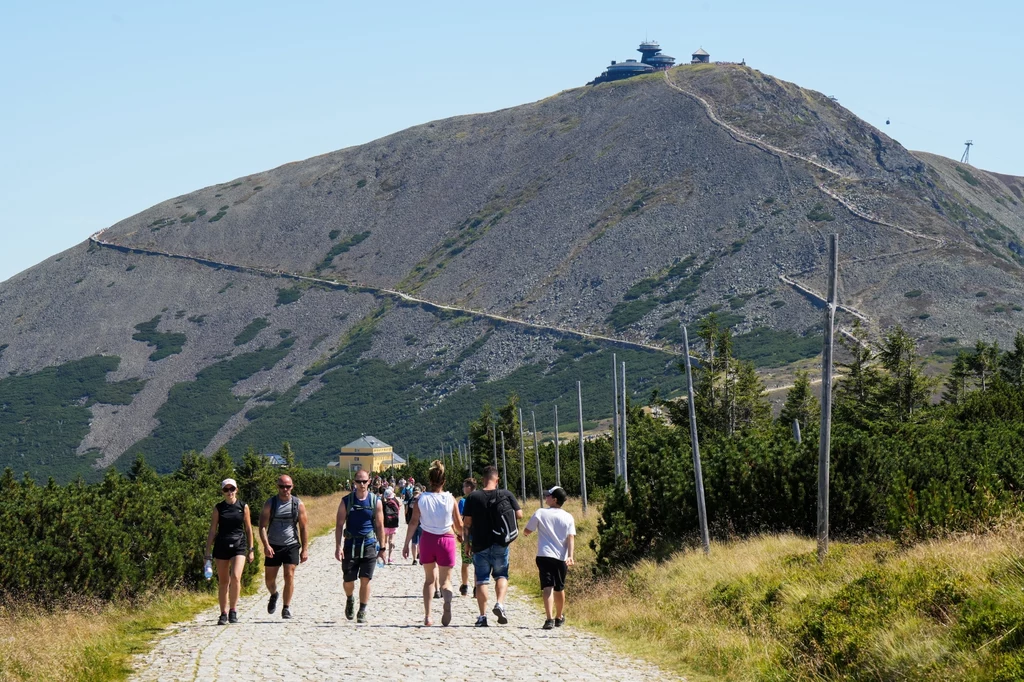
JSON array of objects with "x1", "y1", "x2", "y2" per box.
[{"x1": 2, "y1": 63, "x2": 1022, "y2": 482}]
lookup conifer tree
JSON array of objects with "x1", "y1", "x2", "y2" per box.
[
  {"x1": 942, "y1": 351, "x2": 972, "y2": 405},
  {"x1": 1001, "y1": 331, "x2": 1024, "y2": 389},
  {"x1": 780, "y1": 369, "x2": 820, "y2": 430},
  {"x1": 876, "y1": 325, "x2": 932, "y2": 421}
]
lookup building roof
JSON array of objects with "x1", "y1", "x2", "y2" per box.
[
  {"x1": 264, "y1": 453, "x2": 287, "y2": 466},
  {"x1": 692, "y1": 48, "x2": 709, "y2": 56},
  {"x1": 342, "y1": 435, "x2": 392, "y2": 450},
  {"x1": 638, "y1": 41, "x2": 661, "y2": 51}
]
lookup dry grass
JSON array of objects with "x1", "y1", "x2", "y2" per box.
[
  {"x1": 509, "y1": 501, "x2": 1024, "y2": 681},
  {"x1": 0, "y1": 492, "x2": 346, "y2": 682}
]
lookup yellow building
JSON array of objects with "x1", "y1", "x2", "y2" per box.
[{"x1": 338, "y1": 435, "x2": 405, "y2": 474}]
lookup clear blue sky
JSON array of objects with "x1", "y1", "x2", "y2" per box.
[{"x1": 2, "y1": 0, "x2": 1021, "y2": 283}]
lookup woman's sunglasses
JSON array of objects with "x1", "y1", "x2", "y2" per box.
[{"x1": 222, "y1": 486, "x2": 236, "y2": 493}]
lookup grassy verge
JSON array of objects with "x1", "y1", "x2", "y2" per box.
[
  {"x1": 508, "y1": 500, "x2": 1024, "y2": 681},
  {"x1": 0, "y1": 492, "x2": 344, "y2": 682}
]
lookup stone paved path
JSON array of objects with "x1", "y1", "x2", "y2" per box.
[{"x1": 131, "y1": 524, "x2": 681, "y2": 681}]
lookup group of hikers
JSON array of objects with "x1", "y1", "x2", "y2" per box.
[{"x1": 205, "y1": 461, "x2": 576, "y2": 630}]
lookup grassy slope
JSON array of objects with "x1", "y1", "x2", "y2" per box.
[
  {"x1": 0, "y1": 492, "x2": 343, "y2": 682},
  {"x1": 508, "y1": 500, "x2": 1024, "y2": 682}
]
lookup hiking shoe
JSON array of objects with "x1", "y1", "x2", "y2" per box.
[
  {"x1": 345, "y1": 597, "x2": 355, "y2": 621},
  {"x1": 441, "y1": 589, "x2": 453, "y2": 626},
  {"x1": 434, "y1": 588, "x2": 441, "y2": 599},
  {"x1": 357, "y1": 609, "x2": 367, "y2": 624},
  {"x1": 267, "y1": 592, "x2": 279, "y2": 614},
  {"x1": 543, "y1": 618, "x2": 555, "y2": 630},
  {"x1": 475, "y1": 615, "x2": 488, "y2": 627},
  {"x1": 555, "y1": 616, "x2": 565, "y2": 627},
  {"x1": 492, "y1": 602, "x2": 508, "y2": 625},
  {"x1": 459, "y1": 584, "x2": 468, "y2": 597},
  {"x1": 228, "y1": 610, "x2": 238, "y2": 624},
  {"x1": 281, "y1": 606, "x2": 292, "y2": 619},
  {"x1": 217, "y1": 612, "x2": 229, "y2": 626}
]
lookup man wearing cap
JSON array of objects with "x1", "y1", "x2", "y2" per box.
[
  {"x1": 523, "y1": 486, "x2": 576, "y2": 629},
  {"x1": 259, "y1": 474, "x2": 309, "y2": 619}
]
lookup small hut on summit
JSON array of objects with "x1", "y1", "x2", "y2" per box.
[{"x1": 691, "y1": 48, "x2": 710, "y2": 64}]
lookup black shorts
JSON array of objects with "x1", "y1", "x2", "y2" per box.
[
  {"x1": 264, "y1": 544, "x2": 301, "y2": 567},
  {"x1": 212, "y1": 536, "x2": 247, "y2": 561},
  {"x1": 536, "y1": 556, "x2": 567, "y2": 592},
  {"x1": 342, "y1": 555, "x2": 377, "y2": 582}
]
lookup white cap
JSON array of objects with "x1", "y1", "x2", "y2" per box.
[{"x1": 221, "y1": 478, "x2": 238, "y2": 490}]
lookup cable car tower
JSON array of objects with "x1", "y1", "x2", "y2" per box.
[{"x1": 961, "y1": 140, "x2": 973, "y2": 165}]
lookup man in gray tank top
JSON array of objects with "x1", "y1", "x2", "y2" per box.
[{"x1": 259, "y1": 474, "x2": 309, "y2": 619}]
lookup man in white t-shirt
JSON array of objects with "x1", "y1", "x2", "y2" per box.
[{"x1": 523, "y1": 486, "x2": 576, "y2": 630}]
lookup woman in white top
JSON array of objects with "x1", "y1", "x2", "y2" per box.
[{"x1": 404, "y1": 460, "x2": 464, "y2": 626}]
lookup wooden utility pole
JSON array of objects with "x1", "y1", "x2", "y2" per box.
[
  {"x1": 818, "y1": 233, "x2": 839, "y2": 562},
  {"x1": 612, "y1": 353, "x2": 621, "y2": 480},
  {"x1": 577, "y1": 380, "x2": 588, "y2": 513},
  {"x1": 683, "y1": 326, "x2": 710, "y2": 556},
  {"x1": 621, "y1": 360, "x2": 629, "y2": 494},
  {"x1": 518, "y1": 407, "x2": 527, "y2": 500},
  {"x1": 467, "y1": 435, "x2": 472, "y2": 478},
  {"x1": 491, "y1": 423, "x2": 498, "y2": 468},
  {"x1": 500, "y1": 431, "x2": 508, "y2": 491},
  {"x1": 554, "y1": 404, "x2": 561, "y2": 487},
  {"x1": 532, "y1": 411, "x2": 543, "y2": 499}
]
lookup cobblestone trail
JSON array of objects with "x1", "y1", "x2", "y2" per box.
[{"x1": 131, "y1": 525, "x2": 681, "y2": 681}]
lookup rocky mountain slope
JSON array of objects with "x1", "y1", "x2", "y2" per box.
[{"x1": 2, "y1": 64, "x2": 1022, "y2": 482}]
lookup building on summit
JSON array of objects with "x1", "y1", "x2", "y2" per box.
[
  {"x1": 337, "y1": 435, "x2": 405, "y2": 474},
  {"x1": 589, "y1": 40, "x2": 677, "y2": 85},
  {"x1": 691, "y1": 47, "x2": 710, "y2": 64}
]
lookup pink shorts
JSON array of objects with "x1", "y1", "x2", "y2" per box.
[
  {"x1": 384, "y1": 527, "x2": 397, "y2": 536},
  {"x1": 418, "y1": 531, "x2": 457, "y2": 567}
]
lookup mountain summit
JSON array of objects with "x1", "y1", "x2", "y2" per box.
[{"x1": 2, "y1": 64, "x2": 1022, "y2": 482}]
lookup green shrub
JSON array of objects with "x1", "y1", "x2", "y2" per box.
[
  {"x1": 275, "y1": 286, "x2": 303, "y2": 306},
  {"x1": 807, "y1": 203, "x2": 835, "y2": 222},
  {"x1": 233, "y1": 317, "x2": 269, "y2": 346},
  {"x1": 132, "y1": 316, "x2": 186, "y2": 361}
]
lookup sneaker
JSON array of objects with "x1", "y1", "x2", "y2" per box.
[
  {"x1": 228, "y1": 610, "x2": 238, "y2": 624},
  {"x1": 441, "y1": 589, "x2": 453, "y2": 627},
  {"x1": 217, "y1": 612, "x2": 229, "y2": 626},
  {"x1": 543, "y1": 618, "x2": 555, "y2": 630},
  {"x1": 555, "y1": 616, "x2": 565, "y2": 627},
  {"x1": 281, "y1": 606, "x2": 292, "y2": 619},
  {"x1": 434, "y1": 589, "x2": 441, "y2": 599},
  {"x1": 267, "y1": 592, "x2": 279, "y2": 614},
  {"x1": 460, "y1": 584, "x2": 468, "y2": 597},
  {"x1": 492, "y1": 602, "x2": 508, "y2": 625},
  {"x1": 357, "y1": 608, "x2": 367, "y2": 624},
  {"x1": 474, "y1": 615, "x2": 488, "y2": 627},
  {"x1": 345, "y1": 596, "x2": 355, "y2": 621}
]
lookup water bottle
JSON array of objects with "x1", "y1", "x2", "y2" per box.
[
  {"x1": 376, "y1": 545, "x2": 385, "y2": 568},
  {"x1": 203, "y1": 559, "x2": 213, "y2": 580}
]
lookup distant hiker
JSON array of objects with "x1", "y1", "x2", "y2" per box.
[
  {"x1": 462, "y1": 465, "x2": 522, "y2": 626},
  {"x1": 458, "y1": 477, "x2": 477, "y2": 596},
  {"x1": 382, "y1": 489, "x2": 402, "y2": 564},
  {"x1": 259, "y1": 474, "x2": 309, "y2": 619},
  {"x1": 523, "y1": 486, "x2": 576, "y2": 629},
  {"x1": 403, "y1": 460, "x2": 463, "y2": 626},
  {"x1": 335, "y1": 470, "x2": 387, "y2": 623},
  {"x1": 408, "y1": 486, "x2": 424, "y2": 564},
  {"x1": 204, "y1": 478, "x2": 254, "y2": 625}
]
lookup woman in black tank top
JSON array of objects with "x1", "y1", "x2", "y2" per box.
[{"x1": 204, "y1": 478, "x2": 254, "y2": 624}]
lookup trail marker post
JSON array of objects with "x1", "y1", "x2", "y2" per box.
[
  {"x1": 492, "y1": 423, "x2": 498, "y2": 468},
  {"x1": 532, "y1": 411, "x2": 543, "y2": 499},
  {"x1": 577, "y1": 380, "x2": 588, "y2": 514},
  {"x1": 682, "y1": 326, "x2": 710, "y2": 556},
  {"x1": 554, "y1": 404, "x2": 561, "y2": 487},
  {"x1": 818, "y1": 234, "x2": 839, "y2": 563},
  {"x1": 612, "y1": 354, "x2": 621, "y2": 480},
  {"x1": 500, "y1": 431, "x2": 508, "y2": 491},
  {"x1": 621, "y1": 361, "x2": 629, "y2": 494},
  {"x1": 518, "y1": 408, "x2": 527, "y2": 500}
]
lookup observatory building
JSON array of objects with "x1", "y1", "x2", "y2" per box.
[{"x1": 589, "y1": 41, "x2": 677, "y2": 85}]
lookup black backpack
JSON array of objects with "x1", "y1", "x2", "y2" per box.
[
  {"x1": 383, "y1": 498, "x2": 400, "y2": 528},
  {"x1": 487, "y1": 490, "x2": 519, "y2": 545}
]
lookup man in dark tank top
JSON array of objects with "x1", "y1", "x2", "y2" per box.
[{"x1": 259, "y1": 474, "x2": 309, "y2": 619}]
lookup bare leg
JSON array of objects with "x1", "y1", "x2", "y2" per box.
[
  {"x1": 433, "y1": 565, "x2": 439, "y2": 593},
  {"x1": 475, "y1": 582, "x2": 489, "y2": 616},
  {"x1": 343, "y1": 581, "x2": 355, "y2": 598},
  {"x1": 542, "y1": 586, "x2": 554, "y2": 619},
  {"x1": 437, "y1": 565, "x2": 453, "y2": 592},
  {"x1": 216, "y1": 559, "x2": 231, "y2": 613},
  {"x1": 282, "y1": 564, "x2": 296, "y2": 606},
  {"x1": 461, "y1": 561, "x2": 469, "y2": 588},
  {"x1": 495, "y1": 577, "x2": 509, "y2": 604},
  {"x1": 265, "y1": 565, "x2": 279, "y2": 597},
  {"x1": 421, "y1": 562, "x2": 436, "y2": 622},
  {"x1": 359, "y1": 576, "x2": 371, "y2": 605},
  {"x1": 554, "y1": 589, "x2": 565, "y2": 619},
  {"x1": 228, "y1": 555, "x2": 245, "y2": 611}
]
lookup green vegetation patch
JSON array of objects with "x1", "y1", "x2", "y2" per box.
[
  {"x1": 807, "y1": 203, "x2": 835, "y2": 222},
  {"x1": 316, "y1": 231, "x2": 371, "y2": 273},
  {"x1": 207, "y1": 206, "x2": 229, "y2": 223},
  {"x1": 905, "y1": 289, "x2": 923, "y2": 298},
  {"x1": 733, "y1": 327, "x2": 822, "y2": 367},
  {"x1": 275, "y1": 286, "x2": 303, "y2": 306},
  {"x1": 956, "y1": 165, "x2": 981, "y2": 187},
  {"x1": 233, "y1": 317, "x2": 270, "y2": 346},
  {"x1": 0, "y1": 356, "x2": 144, "y2": 483},
  {"x1": 132, "y1": 316, "x2": 186, "y2": 361},
  {"x1": 607, "y1": 298, "x2": 660, "y2": 331},
  {"x1": 123, "y1": 340, "x2": 293, "y2": 472}
]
